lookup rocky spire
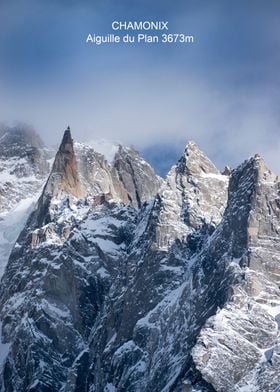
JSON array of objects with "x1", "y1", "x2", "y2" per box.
[
  {"x1": 26, "y1": 127, "x2": 84, "y2": 229},
  {"x1": 44, "y1": 126, "x2": 84, "y2": 199},
  {"x1": 154, "y1": 141, "x2": 228, "y2": 249},
  {"x1": 177, "y1": 141, "x2": 221, "y2": 176},
  {"x1": 113, "y1": 145, "x2": 162, "y2": 208}
]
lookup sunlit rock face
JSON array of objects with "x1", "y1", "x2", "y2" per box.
[{"x1": 1, "y1": 128, "x2": 280, "y2": 392}]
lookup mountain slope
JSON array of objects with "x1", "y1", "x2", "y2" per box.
[
  {"x1": 0, "y1": 128, "x2": 162, "y2": 391},
  {"x1": 0, "y1": 128, "x2": 280, "y2": 392}
]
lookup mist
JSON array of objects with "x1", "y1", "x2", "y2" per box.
[{"x1": 0, "y1": 0, "x2": 280, "y2": 175}]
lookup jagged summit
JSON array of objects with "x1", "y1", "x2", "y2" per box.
[
  {"x1": 59, "y1": 126, "x2": 72, "y2": 152},
  {"x1": 19, "y1": 128, "x2": 162, "y2": 245},
  {"x1": 43, "y1": 127, "x2": 83, "y2": 199},
  {"x1": 177, "y1": 140, "x2": 221, "y2": 176},
  {"x1": 113, "y1": 144, "x2": 162, "y2": 208},
  {"x1": 1, "y1": 130, "x2": 280, "y2": 392},
  {"x1": 154, "y1": 141, "x2": 229, "y2": 249}
]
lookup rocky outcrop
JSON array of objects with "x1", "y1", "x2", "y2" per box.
[
  {"x1": 43, "y1": 127, "x2": 84, "y2": 199},
  {"x1": 155, "y1": 141, "x2": 228, "y2": 250},
  {"x1": 113, "y1": 145, "x2": 162, "y2": 208},
  {"x1": 74, "y1": 142, "x2": 130, "y2": 205}
]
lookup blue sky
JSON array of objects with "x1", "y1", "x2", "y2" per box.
[{"x1": 0, "y1": 0, "x2": 280, "y2": 175}]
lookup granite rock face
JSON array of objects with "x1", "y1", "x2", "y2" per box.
[
  {"x1": 113, "y1": 145, "x2": 162, "y2": 208},
  {"x1": 0, "y1": 128, "x2": 280, "y2": 392}
]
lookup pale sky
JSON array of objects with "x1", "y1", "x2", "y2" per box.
[{"x1": 0, "y1": 0, "x2": 279, "y2": 175}]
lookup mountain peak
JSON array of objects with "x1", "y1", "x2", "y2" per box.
[
  {"x1": 59, "y1": 126, "x2": 73, "y2": 153},
  {"x1": 44, "y1": 127, "x2": 84, "y2": 199},
  {"x1": 0, "y1": 125, "x2": 45, "y2": 157},
  {"x1": 185, "y1": 139, "x2": 199, "y2": 150},
  {"x1": 174, "y1": 140, "x2": 221, "y2": 177},
  {"x1": 113, "y1": 143, "x2": 162, "y2": 208},
  {"x1": 231, "y1": 154, "x2": 273, "y2": 188}
]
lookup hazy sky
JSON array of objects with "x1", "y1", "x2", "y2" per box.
[{"x1": 0, "y1": 0, "x2": 280, "y2": 175}]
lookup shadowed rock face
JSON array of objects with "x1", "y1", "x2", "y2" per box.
[
  {"x1": 44, "y1": 127, "x2": 84, "y2": 199},
  {"x1": 1, "y1": 131, "x2": 280, "y2": 392}
]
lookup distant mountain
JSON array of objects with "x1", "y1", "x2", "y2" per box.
[
  {"x1": 0, "y1": 127, "x2": 279, "y2": 392},
  {"x1": 0, "y1": 125, "x2": 52, "y2": 277}
]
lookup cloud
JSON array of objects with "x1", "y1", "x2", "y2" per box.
[
  {"x1": 1, "y1": 67, "x2": 280, "y2": 174},
  {"x1": 0, "y1": 0, "x2": 280, "y2": 175}
]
